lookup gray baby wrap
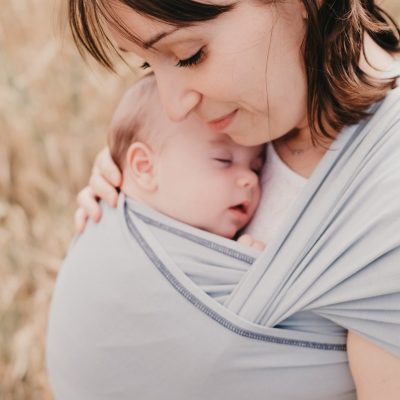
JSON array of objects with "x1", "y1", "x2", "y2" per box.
[{"x1": 47, "y1": 85, "x2": 400, "y2": 400}]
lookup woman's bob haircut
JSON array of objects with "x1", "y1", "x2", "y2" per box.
[{"x1": 68, "y1": 0, "x2": 400, "y2": 141}]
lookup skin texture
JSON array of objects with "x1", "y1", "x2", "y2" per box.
[
  {"x1": 76, "y1": 1, "x2": 400, "y2": 396},
  {"x1": 347, "y1": 331, "x2": 400, "y2": 399},
  {"x1": 114, "y1": 83, "x2": 263, "y2": 239}
]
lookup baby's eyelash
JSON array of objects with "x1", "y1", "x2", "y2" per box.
[
  {"x1": 140, "y1": 61, "x2": 151, "y2": 70},
  {"x1": 176, "y1": 47, "x2": 205, "y2": 68},
  {"x1": 252, "y1": 167, "x2": 262, "y2": 176}
]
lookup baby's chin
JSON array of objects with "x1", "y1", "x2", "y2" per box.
[
  {"x1": 193, "y1": 213, "x2": 252, "y2": 239},
  {"x1": 208, "y1": 221, "x2": 249, "y2": 240},
  {"x1": 217, "y1": 229, "x2": 238, "y2": 239}
]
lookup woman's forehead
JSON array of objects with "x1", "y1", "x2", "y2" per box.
[
  {"x1": 106, "y1": 3, "x2": 172, "y2": 49},
  {"x1": 106, "y1": 0, "x2": 237, "y2": 49}
]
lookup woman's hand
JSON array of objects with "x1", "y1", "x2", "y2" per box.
[{"x1": 75, "y1": 147, "x2": 122, "y2": 233}]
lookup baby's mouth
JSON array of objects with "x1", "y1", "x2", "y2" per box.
[{"x1": 229, "y1": 200, "x2": 250, "y2": 216}]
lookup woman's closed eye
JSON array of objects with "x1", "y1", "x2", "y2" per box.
[
  {"x1": 176, "y1": 47, "x2": 205, "y2": 68},
  {"x1": 140, "y1": 47, "x2": 206, "y2": 70}
]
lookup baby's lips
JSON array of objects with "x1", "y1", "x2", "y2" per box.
[
  {"x1": 230, "y1": 199, "x2": 251, "y2": 215},
  {"x1": 240, "y1": 199, "x2": 251, "y2": 214},
  {"x1": 241, "y1": 199, "x2": 250, "y2": 211}
]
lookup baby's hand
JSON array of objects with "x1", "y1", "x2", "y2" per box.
[{"x1": 237, "y1": 234, "x2": 266, "y2": 251}]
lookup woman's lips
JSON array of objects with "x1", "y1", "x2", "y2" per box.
[{"x1": 207, "y1": 110, "x2": 238, "y2": 133}]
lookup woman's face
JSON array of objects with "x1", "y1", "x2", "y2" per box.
[{"x1": 109, "y1": 0, "x2": 308, "y2": 146}]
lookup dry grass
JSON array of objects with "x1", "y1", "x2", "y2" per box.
[
  {"x1": 0, "y1": 1, "x2": 138, "y2": 398},
  {"x1": 1, "y1": 1, "x2": 399, "y2": 399}
]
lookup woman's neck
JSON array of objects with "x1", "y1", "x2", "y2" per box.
[
  {"x1": 273, "y1": 33, "x2": 396, "y2": 179},
  {"x1": 273, "y1": 129, "x2": 331, "y2": 179}
]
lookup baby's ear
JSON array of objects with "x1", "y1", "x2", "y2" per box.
[{"x1": 125, "y1": 142, "x2": 158, "y2": 192}]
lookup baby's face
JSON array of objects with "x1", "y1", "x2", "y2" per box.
[{"x1": 152, "y1": 113, "x2": 264, "y2": 238}]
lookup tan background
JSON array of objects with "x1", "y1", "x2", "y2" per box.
[{"x1": 1, "y1": 1, "x2": 399, "y2": 399}]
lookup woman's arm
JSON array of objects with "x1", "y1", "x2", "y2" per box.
[{"x1": 347, "y1": 331, "x2": 400, "y2": 399}]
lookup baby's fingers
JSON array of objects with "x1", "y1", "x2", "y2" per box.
[
  {"x1": 251, "y1": 240, "x2": 266, "y2": 251},
  {"x1": 237, "y1": 234, "x2": 266, "y2": 251},
  {"x1": 237, "y1": 234, "x2": 254, "y2": 247}
]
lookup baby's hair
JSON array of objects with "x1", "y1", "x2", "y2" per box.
[{"x1": 108, "y1": 74, "x2": 158, "y2": 170}]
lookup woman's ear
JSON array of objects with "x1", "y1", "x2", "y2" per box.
[{"x1": 125, "y1": 142, "x2": 158, "y2": 192}]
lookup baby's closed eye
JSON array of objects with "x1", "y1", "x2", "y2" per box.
[
  {"x1": 213, "y1": 158, "x2": 232, "y2": 164},
  {"x1": 251, "y1": 158, "x2": 264, "y2": 175}
]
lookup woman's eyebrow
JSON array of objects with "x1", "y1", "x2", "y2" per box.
[{"x1": 143, "y1": 27, "x2": 180, "y2": 49}]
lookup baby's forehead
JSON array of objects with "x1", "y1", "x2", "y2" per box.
[{"x1": 116, "y1": 77, "x2": 164, "y2": 127}]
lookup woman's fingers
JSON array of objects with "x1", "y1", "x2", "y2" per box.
[
  {"x1": 74, "y1": 207, "x2": 89, "y2": 234},
  {"x1": 73, "y1": 147, "x2": 120, "y2": 233},
  {"x1": 95, "y1": 147, "x2": 122, "y2": 187},
  {"x1": 89, "y1": 147, "x2": 121, "y2": 207},
  {"x1": 77, "y1": 186, "x2": 102, "y2": 223},
  {"x1": 89, "y1": 169, "x2": 119, "y2": 207}
]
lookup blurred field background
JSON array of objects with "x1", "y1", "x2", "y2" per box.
[{"x1": 0, "y1": 1, "x2": 399, "y2": 399}]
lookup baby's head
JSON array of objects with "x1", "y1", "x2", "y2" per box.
[{"x1": 108, "y1": 76, "x2": 264, "y2": 239}]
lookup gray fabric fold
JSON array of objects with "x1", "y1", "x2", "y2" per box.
[{"x1": 225, "y1": 86, "x2": 400, "y2": 357}]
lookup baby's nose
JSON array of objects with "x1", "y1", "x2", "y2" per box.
[{"x1": 237, "y1": 171, "x2": 258, "y2": 189}]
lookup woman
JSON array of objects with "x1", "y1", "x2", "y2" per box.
[{"x1": 48, "y1": 1, "x2": 400, "y2": 399}]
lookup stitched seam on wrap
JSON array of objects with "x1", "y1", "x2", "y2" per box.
[
  {"x1": 124, "y1": 205, "x2": 346, "y2": 351},
  {"x1": 129, "y1": 209, "x2": 256, "y2": 264}
]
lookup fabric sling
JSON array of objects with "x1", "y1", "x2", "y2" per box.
[{"x1": 47, "y1": 83, "x2": 400, "y2": 400}]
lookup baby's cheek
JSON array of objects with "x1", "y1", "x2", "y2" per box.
[
  {"x1": 186, "y1": 194, "x2": 215, "y2": 223},
  {"x1": 252, "y1": 188, "x2": 262, "y2": 213}
]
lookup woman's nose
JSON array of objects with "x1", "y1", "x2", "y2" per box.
[
  {"x1": 237, "y1": 170, "x2": 259, "y2": 189},
  {"x1": 156, "y1": 73, "x2": 201, "y2": 122}
]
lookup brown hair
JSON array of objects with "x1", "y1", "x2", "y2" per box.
[
  {"x1": 108, "y1": 74, "x2": 158, "y2": 169},
  {"x1": 301, "y1": 1, "x2": 400, "y2": 141},
  {"x1": 68, "y1": 0, "x2": 400, "y2": 142}
]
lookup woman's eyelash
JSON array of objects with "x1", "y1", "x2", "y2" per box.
[
  {"x1": 140, "y1": 61, "x2": 151, "y2": 70},
  {"x1": 214, "y1": 158, "x2": 232, "y2": 164},
  {"x1": 176, "y1": 48, "x2": 205, "y2": 68},
  {"x1": 140, "y1": 48, "x2": 205, "y2": 70}
]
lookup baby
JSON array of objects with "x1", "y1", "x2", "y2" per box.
[{"x1": 109, "y1": 75, "x2": 265, "y2": 249}]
